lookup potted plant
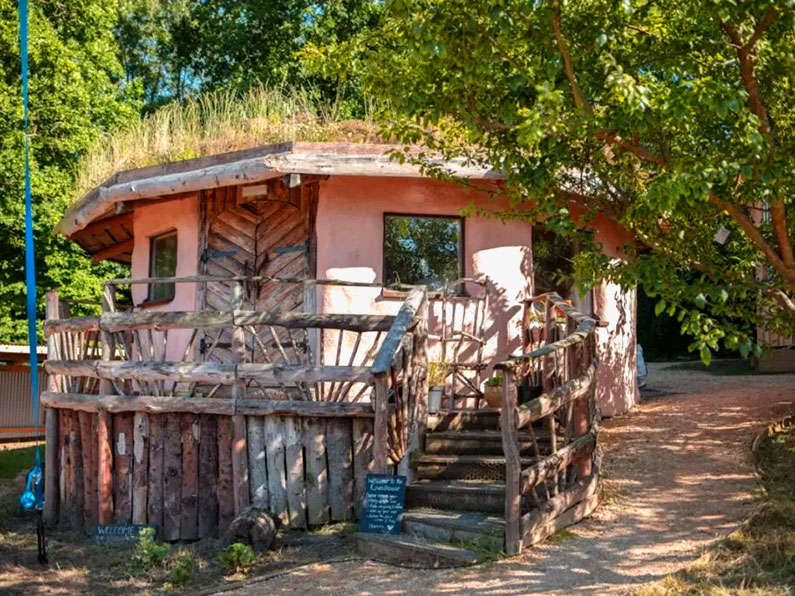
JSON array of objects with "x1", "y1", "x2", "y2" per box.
[
  {"x1": 482, "y1": 374, "x2": 523, "y2": 408},
  {"x1": 427, "y1": 361, "x2": 449, "y2": 413},
  {"x1": 483, "y1": 375, "x2": 504, "y2": 408}
]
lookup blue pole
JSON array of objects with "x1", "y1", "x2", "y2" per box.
[{"x1": 19, "y1": 0, "x2": 41, "y2": 462}]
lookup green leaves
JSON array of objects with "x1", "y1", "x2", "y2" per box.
[
  {"x1": 0, "y1": 0, "x2": 134, "y2": 341},
  {"x1": 351, "y1": 0, "x2": 795, "y2": 364}
]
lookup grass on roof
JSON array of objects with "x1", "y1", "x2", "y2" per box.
[{"x1": 74, "y1": 86, "x2": 383, "y2": 201}]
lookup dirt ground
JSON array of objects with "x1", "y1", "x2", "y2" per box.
[
  {"x1": 220, "y1": 361, "x2": 795, "y2": 596},
  {"x1": 0, "y1": 361, "x2": 792, "y2": 595}
]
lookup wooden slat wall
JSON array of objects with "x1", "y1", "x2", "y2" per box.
[{"x1": 57, "y1": 409, "x2": 372, "y2": 538}]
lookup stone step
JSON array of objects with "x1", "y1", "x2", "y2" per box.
[
  {"x1": 355, "y1": 532, "x2": 481, "y2": 568},
  {"x1": 411, "y1": 453, "x2": 538, "y2": 481},
  {"x1": 405, "y1": 480, "x2": 512, "y2": 513},
  {"x1": 429, "y1": 409, "x2": 501, "y2": 432},
  {"x1": 402, "y1": 509, "x2": 504, "y2": 552},
  {"x1": 424, "y1": 429, "x2": 554, "y2": 456}
]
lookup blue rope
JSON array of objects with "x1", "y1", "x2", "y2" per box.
[{"x1": 18, "y1": 0, "x2": 45, "y2": 520}]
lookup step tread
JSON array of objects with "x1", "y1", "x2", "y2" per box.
[
  {"x1": 407, "y1": 480, "x2": 507, "y2": 494},
  {"x1": 414, "y1": 453, "x2": 537, "y2": 465},
  {"x1": 355, "y1": 532, "x2": 480, "y2": 567},
  {"x1": 427, "y1": 430, "x2": 545, "y2": 441},
  {"x1": 437, "y1": 408, "x2": 500, "y2": 415},
  {"x1": 403, "y1": 509, "x2": 505, "y2": 534}
]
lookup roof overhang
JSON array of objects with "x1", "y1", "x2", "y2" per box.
[{"x1": 57, "y1": 142, "x2": 503, "y2": 239}]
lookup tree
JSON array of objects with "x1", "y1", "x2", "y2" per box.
[
  {"x1": 0, "y1": 0, "x2": 137, "y2": 341},
  {"x1": 116, "y1": 0, "x2": 383, "y2": 112},
  {"x1": 337, "y1": 0, "x2": 795, "y2": 361}
]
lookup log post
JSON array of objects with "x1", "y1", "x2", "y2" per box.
[
  {"x1": 230, "y1": 282, "x2": 250, "y2": 515},
  {"x1": 579, "y1": 328, "x2": 596, "y2": 479},
  {"x1": 232, "y1": 415, "x2": 250, "y2": 515},
  {"x1": 132, "y1": 412, "x2": 149, "y2": 524},
  {"x1": 97, "y1": 410, "x2": 113, "y2": 525},
  {"x1": 571, "y1": 340, "x2": 590, "y2": 480},
  {"x1": 231, "y1": 282, "x2": 246, "y2": 401},
  {"x1": 43, "y1": 291, "x2": 60, "y2": 527},
  {"x1": 410, "y1": 293, "x2": 429, "y2": 464},
  {"x1": 97, "y1": 284, "x2": 116, "y2": 524},
  {"x1": 499, "y1": 366, "x2": 522, "y2": 555},
  {"x1": 372, "y1": 375, "x2": 389, "y2": 474}
]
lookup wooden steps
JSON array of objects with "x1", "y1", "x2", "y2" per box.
[
  {"x1": 355, "y1": 532, "x2": 481, "y2": 568},
  {"x1": 428, "y1": 409, "x2": 501, "y2": 431},
  {"x1": 402, "y1": 510, "x2": 504, "y2": 551},
  {"x1": 405, "y1": 480, "x2": 514, "y2": 513},
  {"x1": 357, "y1": 409, "x2": 516, "y2": 567},
  {"x1": 411, "y1": 453, "x2": 537, "y2": 481},
  {"x1": 425, "y1": 429, "x2": 553, "y2": 456}
]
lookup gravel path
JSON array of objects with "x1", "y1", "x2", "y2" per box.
[{"x1": 224, "y1": 362, "x2": 795, "y2": 596}]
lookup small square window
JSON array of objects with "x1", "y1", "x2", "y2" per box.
[
  {"x1": 148, "y1": 231, "x2": 177, "y2": 302},
  {"x1": 532, "y1": 226, "x2": 574, "y2": 298},
  {"x1": 383, "y1": 214, "x2": 463, "y2": 291}
]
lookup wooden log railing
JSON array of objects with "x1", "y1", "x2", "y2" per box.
[
  {"x1": 41, "y1": 278, "x2": 430, "y2": 536},
  {"x1": 497, "y1": 293, "x2": 600, "y2": 555},
  {"x1": 43, "y1": 306, "x2": 397, "y2": 401},
  {"x1": 370, "y1": 288, "x2": 429, "y2": 474}
]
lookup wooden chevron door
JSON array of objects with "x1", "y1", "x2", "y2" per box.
[
  {"x1": 198, "y1": 180, "x2": 319, "y2": 313},
  {"x1": 195, "y1": 180, "x2": 320, "y2": 379}
]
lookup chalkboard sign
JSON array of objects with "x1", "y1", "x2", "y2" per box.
[
  {"x1": 360, "y1": 474, "x2": 406, "y2": 535},
  {"x1": 92, "y1": 524, "x2": 151, "y2": 545}
]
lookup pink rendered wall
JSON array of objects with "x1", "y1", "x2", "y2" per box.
[
  {"x1": 130, "y1": 193, "x2": 200, "y2": 360},
  {"x1": 315, "y1": 175, "x2": 637, "y2": 416},
  {"x1": 119, "y1": 176, "x2": 637, "y2": 416},
  {"x1": 589, "y1": 215, "x2": 639, "y2": 417},
  {"x1": 594, "y1": 280, "x2": 638, "y2": 417},
  {"x1": 315, "y1": 176, "x2": 533, "y2": 370}
]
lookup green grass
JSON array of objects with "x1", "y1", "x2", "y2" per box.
[
  {"x1": 75, "y1": 85, "x2": 382, "y2": 201},
  {"x1": 636, "y1": 420, "x2": 795, "y2": 596},
  {"x1": 0, "y1": 446, "x2": 43, "y2": 480}
]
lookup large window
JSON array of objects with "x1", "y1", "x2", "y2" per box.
[
  {"x1": 383, "y1": 214, "x2": 463, "y2": 291},
  {"x1": 148, "y1": 230, "x2": 177, "y2": 302}
]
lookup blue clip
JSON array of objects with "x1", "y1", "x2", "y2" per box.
[{"x1": 20, "y1": 450, "x2": 44, "y2": 511}]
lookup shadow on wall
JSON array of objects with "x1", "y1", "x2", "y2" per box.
[{"x1": 594, "y1": 281, "x2": 639, "y2": 418}]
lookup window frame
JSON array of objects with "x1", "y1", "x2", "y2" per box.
[
  {"x1": 145, "y1": 229, "x2": 178, "y2": 305},
  {"x1": 381, "y1": 212, "x2": 466, "y2": 294}
]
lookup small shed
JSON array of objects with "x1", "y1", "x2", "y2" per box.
[{"x1": 0, "y1": 344, "x2": 47, "y2": 442}]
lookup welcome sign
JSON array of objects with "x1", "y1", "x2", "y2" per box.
[{"x1": 360, "y1": 474, "x2": 406, "y2": 535}]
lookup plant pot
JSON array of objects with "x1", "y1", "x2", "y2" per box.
[
  {"x1": 483, "y1": 384, "x2": 519, "y2": 408},
  {"x1": 428, "y1": 386, "x2": 444, "y2": 413}
]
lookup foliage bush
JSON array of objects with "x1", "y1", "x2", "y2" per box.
[
  {"x1": 218, "y1": 542, "x2": 257, "y2": 574},
  {"x1": 165, "y1": 550, "x2": 196, "y2": 588},
  {"x1": 428, "y1": 361, "x2": 450, "y2": 387},
  {"x1": 130, "y1": 527, "x2": 170, "y2": 572}
]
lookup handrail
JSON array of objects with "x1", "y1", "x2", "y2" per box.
[
  {"x1": 498, "y1": 292, "x2": 600, "y2": 555},
  {"x1": 44, "y1": 310, "x2": 395, "y2": 336},
  {"x1": 499, "y1": 292, "x2": 598, "y2": 366},
  {"x1": 371, "y1": 287, "x2": 426, "y2": 376},
  {"x1": 369, "y1": 287, "x2": 428, "y2": 473},
  {"x1": 44, "y1": 360, "x2": 374, "y2": 385},
  {"x1": 513, "y1": 361, "x2": 597, "y2": 427}
]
